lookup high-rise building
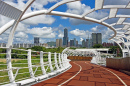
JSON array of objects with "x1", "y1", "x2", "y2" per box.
[
  {"x1": 86, "y1": 39, "x2": 92, "y2": 48},
  {"x1": 92, "y1": 33, "x2": 96, "y2": 46},
  {"x1": 74, "y1": 38, "x2": 76, "y2": 47},
  {"x1": 56, "y1": 39, "x2": 62, "y2": 47},
  {"x1": 82, "y1": 40, "x2": 86, "y2": 47},
  {"x1": 86, "y1": 39, "x2": 89, "y2": 48},
  {"x1": 56, "y1": 39, "x2": 59, "y2": 47},
  {"x1": 76, "y1": 41, "x2": 78, "y2": 47},
  {"x1": 70, "y1": 40, "x2": 74, "y2": 47},
  {"x1": 92, "y1": 33, "x2": 102, "y2": 46},
  {"x1": 68, "y1": 42, "x2": 70, "y2": 47},
  {"x1": 63, "y1": 28, "x2": 68, "y2": 47},
  {"x1": 88, "y1": 39, "x2": 92, "y2": 48},
  {"x1": 34, "y1": 37, "x2": 39, "y2": 44},
  {"x1": 59, "y1": 39, "x2": 62, "y2": 47},
  {"x1": 97, "y1": 33, "x2": 102, "y2": 44}
]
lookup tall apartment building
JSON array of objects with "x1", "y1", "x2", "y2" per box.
[
  {"x1": 63, "y1": 28, "x2": 68, "y2": 47},
  {"x1": 82, "y1": 40, "x2": 86, "y2": 47},
  {"x1": 56, "y1": 39, "x2": 59, "y2": 47},
  {"x1": 59, "y1": 39, "x2": 62, "y2": 47},
  {"x1": 92, "y1": 33, "x2": 96, "y2": 46},
  {"x1": 56, "y1": 39, "x2": 62, "y2": 47},
  {"x1": 92, "y1": 33, "x2": 102, "y2": 46},
  {"x1": 70, "y1": 40, "x2": 74, "y2": 47},
  {"x1": 74, "y1": 38, "x2": 76, "y2": 46},
  {"x1": 34, "y1": 37, "x2": 39, "y2": 44}
]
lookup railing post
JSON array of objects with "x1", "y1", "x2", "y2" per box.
[
  {"x1": 61, "y1": 53, "x2": 65, "y2": 67},
  {"x1": 6, "y1": 46, "x2": 15, "y2": 83},
  {"x1": 58, "y1": 53, "x2": 63, "y2": 68},
  {"x1": 48, "y1": 52, "x2": 53, "y2": 72},
  {"x1": 54, "y1": 52, "x2": 59, "y2": 70},
  {"x1": 28, "y1": 49, "x2": 34, "y2": 78},
  {"x1": 40, "y1": 51, "x2": 46, "y2": 75},
  {"x1": 64, "y1": 54, "x2": 68, "y2": 66}
]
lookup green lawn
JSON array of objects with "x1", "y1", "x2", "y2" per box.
[{"x1": 0, "y1": 56, "x2": 59, "y2": 85}]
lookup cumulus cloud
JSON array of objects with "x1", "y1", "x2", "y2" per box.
[
  {"x1": 22, "y1": 15, "x2": 55, "y2": 25},
  {"x1": 70, "y1": 29, "x2": 86, "y2": 36},
  {"x1": 64, "y1": 1, "x2": 109, "y2": 25},
  {"x1": 27, "y1": 27, "x2": 56, "y2": 38},
  {"x1": 0, "y1": 15, "x2": 12, "y2": 27},
  {"x1": 15, "y1": 32, "x2": 28, "y2": 38},
  {"x1": 91, "y1": 26, "x2": 98, "y2": 32},
  {"x1": 70, "y1": 26, "x2": 114, "y2": 42},
  {"x1": 58, "y1": 30, "x2": 64, "y2": 38},
  {"x1": 80, "y1": 38, "x2": 83, "y2": 42},
  {"x1": 1, "y1": 0, "x2": 56, "y2": 26}
]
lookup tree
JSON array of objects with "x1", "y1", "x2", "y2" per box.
[
  {"x1": 31, "y1": 46, "x2": 43, "y2": 51},
  {"x1": 109, "y1": 46, "x2": 122, "y2": 57},
  {"x1": 93, "y1": 44, "x2": 103, "y2": 48}
]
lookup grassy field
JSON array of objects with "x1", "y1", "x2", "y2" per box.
[{"x1": 0, "y1": 55, "x2": 59, "y2": 85}]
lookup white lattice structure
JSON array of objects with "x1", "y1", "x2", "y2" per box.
[
  {"x1": 62, "y1": 48, "x2": 106, "y2": 65},
  {"x1": 0, "y1": 0, "x2": 130, "y2": 85}
]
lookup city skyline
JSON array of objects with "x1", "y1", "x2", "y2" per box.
[{"x1": 0, "y1": 0, "x2": 124, "y2": 44}]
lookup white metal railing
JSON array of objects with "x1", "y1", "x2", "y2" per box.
[{"x1": 0, "y1": 47, "x2": 71, "y2": 86}]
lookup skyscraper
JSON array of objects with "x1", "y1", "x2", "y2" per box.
[
  {"x1": 92, "y1": 33, "x2": 96, "y2": 46},
  {"x1": 76, "y1": 41, "x2": 78, "y2": 47},
  {"x1": 56, "y1": 39, "x2": 59, "y2": 47},
  {"x1": 82, "y1": 40, "x2": 86, "y2": 47},
  {"x1": 92, "y1": 33, "x2": 102, "y2": 46},
  {"x1": 74, "y1": 38, "x2": 76, "y2": 47},
  {"x1": 59, "y1": 39, "x2": 62, "y2": 47},
  {"x1": 70, "y1": 40, "x2": 74, "y2": 47},
  {"x1": 97, "y1": 33, "x2": 102, "y2": 44},
  {"x1": 34, "y1": 37, "x2": 39, "y2": 44},
  {"x1": 56, "y1": 39, "x2": 62, "y2": 47},
  {"x1": 63, "y1": 28, "x2": 68, "y2": 47}
]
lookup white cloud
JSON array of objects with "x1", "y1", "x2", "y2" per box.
[
  {"x1": 58, "y1": 33, "x2": 64, "y2": 38},
  {"x1": 2, "y1": 0, "x2": 56, "y2": 26},
  {"x1": 61, "y1": 17, "x2": 68, "y2": 19},
  {"x1": 91, "y1": 26, "x2": 98, "y2": 32},
  {"x1": 15, "y1": 32, "x2": 28, "y2": 38},
  {"x1": 22, "y1": 15, "x2": 55, "y2": 25},
  {"x1": 0, "y1": 15, "x2": 12, "y2": 27},
  {"x1": 64, "y1": 1, "x2": 109, "y2": 25},
  {"x1": 70, "y1": 29, "x2": 89, "y2": 38},
  {"x1": 80, "y1": 38, "x2": 83, "y2": 42},
  {"x1": 27, "y1": 27, "x2": 56, "y2": 38}
]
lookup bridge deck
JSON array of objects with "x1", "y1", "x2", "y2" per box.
[{"x1": 33, "y1": 61, "x2": 130, "y2": 86}]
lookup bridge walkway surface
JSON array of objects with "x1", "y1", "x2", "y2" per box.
[{"x1": 33, "y1": 61, "x2": 130, "y2": 86}]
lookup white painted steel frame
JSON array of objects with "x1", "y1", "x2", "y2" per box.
[{"x1": 1, "y1": 0, "x2": 130, "y2": 84}]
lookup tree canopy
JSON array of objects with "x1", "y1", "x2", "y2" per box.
[{"x1": 93, "y1": 44, "x2": 103, "y2": 48}]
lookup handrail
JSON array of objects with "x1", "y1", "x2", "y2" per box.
[{"x1": 0, "y1": 47, "x2": 71, "y2": 86}]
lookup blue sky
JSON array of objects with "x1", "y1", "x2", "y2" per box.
[{"x1": 0, "y1": 0, "x2": 130, "y2": 44}]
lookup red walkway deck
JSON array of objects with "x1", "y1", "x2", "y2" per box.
[{"x1": 33, "y1": 61, "x2": 130, "y2": 86}]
